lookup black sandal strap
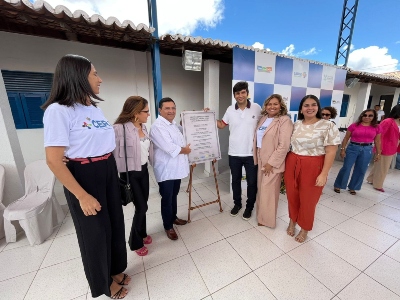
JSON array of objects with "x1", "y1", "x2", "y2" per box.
[
  {"x1": 111, "y1": 287, "x2": 125, "y2": 299},
  {"x1": 118, "y1": 274, "x2": 128, "y2": 285}
]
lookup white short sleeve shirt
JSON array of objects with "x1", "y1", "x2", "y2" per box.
[
  {"x1": 377, "y1": 110, "x2": 385, "y2": 121},
  {"x1": 222, "y1": 101, "x2": 261, "y2": 156},
  {"x1": 43, "y1": 103, "x2": 115, "y2": 158}
]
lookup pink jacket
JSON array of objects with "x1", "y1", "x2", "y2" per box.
[
  {"x1": 113, "y1": 122, "x2": 153, "y2": 172},
  {"x1": 379, "y1": 118, "x2": 400, "y2": 156},
  {"x1": 253, "y1": 115, "x2": 293, "y2": 173}
]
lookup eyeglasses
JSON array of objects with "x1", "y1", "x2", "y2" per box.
[
  {"x1": 321, "y1": 113, "x2": 331, "y2": 117},
  {"x1": 363, "y1": 114, "x2": 374, "y2": 117}
]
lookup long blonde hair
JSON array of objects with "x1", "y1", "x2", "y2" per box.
[{"x1": 261, "y1": 94, "x2": 288, "y2": 117}]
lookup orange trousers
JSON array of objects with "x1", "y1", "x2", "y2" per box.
[{"x1": 284, "y1": 152, "x2": 325, "y2": 231}]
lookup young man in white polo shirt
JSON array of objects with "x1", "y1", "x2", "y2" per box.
[
  {"x1": 374, "y1": 104, "x2": 385, "y2": 123},
  {"x1": 217, "y1": 81, "x2": 261, "y2": 220}
]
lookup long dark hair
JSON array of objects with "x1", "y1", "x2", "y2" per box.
[
  {"x1": 387, "y1": 104, "x2": 400, "y2": 119},
  {"x1": 356, "y1": 109, "x2": 378, "y2": 126},
  {"x1": 41, "y1": 54, "x2": 103, "y2": 110},
  {"x1": 114, "y1": 96, "x2": 148, "y2": 124},
  {"x1": 297, "y1": 94, "x2": 322, "y2": 120}
]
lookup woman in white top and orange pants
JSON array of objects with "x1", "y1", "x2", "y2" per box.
[
  {"x1": 113, "y1": 96, "x2": 153, "y2": 256},
  {"x1": 284, "y1": 95, "x2": 340, "y2": 243}
]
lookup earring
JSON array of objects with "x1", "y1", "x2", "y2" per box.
[{"x1": 134, "y1": 117, "x2": 139, "y2": 122}]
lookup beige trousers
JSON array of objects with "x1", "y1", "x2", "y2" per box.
[
  {"x1": 367, "y1": 154, "x2": 395, "y2": 189},
  {"x1": 256, "y1": 156, "x2": 282, "y2": 228}
]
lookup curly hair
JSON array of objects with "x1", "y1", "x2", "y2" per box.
[
  {"x1": 322, "y1": 106, "x2": 338, "y2": 119},
  {"x1": 261, "y1": 94, "x2": 288, "y2": 117}
]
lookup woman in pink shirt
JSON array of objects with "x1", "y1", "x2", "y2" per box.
[
  {"x1": 334, "y1": 109, "x2": 381, "y2": 195},
  {"x1": 367, "y1": 104, "x2": 400, "y2": 192}
]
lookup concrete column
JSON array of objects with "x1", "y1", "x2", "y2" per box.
[
  {"x1": 0, "y1": 72, "x2": 25, "y2": 222},
  {"x1": 352, "y1": 83, "x2": 372, "y2": 122},
  {"x1": 390, "y1": 88, "x2": 400, "y2": 169},
  {"x1": 392, "y1": 88, "x2": 400, "y2": 109},
  {"x1": 204, "y1": 60, "x2": 220, "y2": 176}
]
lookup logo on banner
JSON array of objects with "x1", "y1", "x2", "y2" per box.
[
  {"x1": 283, "y1": 96, "x2": 289, "y2": 103},
  {"x1": 257, "y1": 65, "x2": 273, "y2": 73},
  {"x1": 294, "y1": 71, "x2": 307, "y2": 78},
  {"x1": 323, "y1": 74, "x2": 334, "y2": 82}
]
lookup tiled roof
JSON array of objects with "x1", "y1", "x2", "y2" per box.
[
  {"x1": 0, "y1": 0, "x2": 154, "y2": 51},
  {"x1": 0, "y1": 1, "x2": 399, "y2": 87},
  {"x1": 160, "y1": 33, "x2": 348, "y2": 69},
  {"x1": 1, "y1": 0, "x2": 154, "y2": 32}
]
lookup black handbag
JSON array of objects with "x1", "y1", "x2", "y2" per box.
[{"x1": 119, "y1": 124, "x2": 134, "y2": 206}]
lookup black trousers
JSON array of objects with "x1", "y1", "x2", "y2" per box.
[
  {"x1": 158, "y1": 179, "x2": 181, "y2": 230},
  {"x1": 65, "y1": 153, "x2": 127, "y2": 298},
  {"x1": 120, "y1": 163, "x2": 149, "y2": 251},
  {"x1": 229, "y1": 155, "x2": 258, "y2": 210}
]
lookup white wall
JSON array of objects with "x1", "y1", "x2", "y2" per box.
[
  {"x1": 218, "y1": 63, "x2": 233, "y2": 154},
  {"x1": 370, "y1": 85, "x2": 396, "y2": 107},
  {"x1": 339, "y1": 83, "x2": 397, "y2": 128},
  {"x1": 0, "y1": 31, "x2": 151, "y2": 164},
  {"x1": 0, "y1": 31, "x2": 232, "y2": 165}
]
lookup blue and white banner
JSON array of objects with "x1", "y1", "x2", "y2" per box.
[{"x1": 232, "y1": 48, "x2": 347, "y2": 124}]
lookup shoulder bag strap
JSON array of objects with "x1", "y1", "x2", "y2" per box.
[{"x1": 123, "y1": 124, "x2": 130, "y2": 184}]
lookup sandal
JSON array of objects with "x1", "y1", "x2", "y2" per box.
[
  {"x1": 114, "y1": 273, "x2": 131, "y2": 286},
  {"x1": 295, "y1": 230, "x2": 308, "y2": 243},
  {"x1": 374, "y1": 188, "x2": 385, "y2": 192},
  {"x1": 143, "y1": 235, "x2": 152, "y2": 245},
  {"x1": 334, "y1": 187, "x2": 340, "y2": 193},
  {"x1": 349, "y1": 190, "x2": 356, "y2": 195},
  {"x1": 111, "y1": 286, "x2": 127, "y2": 299},
  {"x1": 135, "y1": 246, "x2": 148, "y2": 256}
]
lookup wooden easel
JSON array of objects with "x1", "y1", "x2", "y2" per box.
[{"x1": 186, "y1": 159, "x2": 223, "y2": 222}]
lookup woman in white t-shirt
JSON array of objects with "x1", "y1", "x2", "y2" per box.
[
  {"x1": 113, "y1": 96, "x2": 153, "y2": 256},
  {"x1": 284, "y1": 95, "x2": 340, "y2": 243},
  {"x1": 252, "y1": 94, "x2": 293, "y2": 228},
  {"x1": 42, "y1": 55, "x2": 129, "y2": 299}
]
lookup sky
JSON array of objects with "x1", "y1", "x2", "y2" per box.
[{"x1": 31, "y1": 0, "x2": 400, "y2": 74}]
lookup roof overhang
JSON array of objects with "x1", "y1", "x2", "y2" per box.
[
  {"x1": 0, "y1": 0, "x2": 154, "y2": 52},
  {"x1": 1, "y1": 1, "x2": 399, "y2": 88},
  {"x1": 346, "y1": 70, "x2": 400, "y2": 88}
]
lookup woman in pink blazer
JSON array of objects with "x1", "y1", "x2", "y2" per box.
[
  {"x1": 113, "y1": 96, "x2": 153, "y2": 256},
  {"x1": 253, "y1": 94, "x2": 293, "y2": 228}
]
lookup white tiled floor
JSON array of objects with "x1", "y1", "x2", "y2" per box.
[{"x1": 1, "y1": 158, "x2": 400, "y2": 299}]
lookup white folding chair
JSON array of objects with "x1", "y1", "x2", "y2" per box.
[{"x1": 3, "y1": 160, "x2": 65, "y2": 245}]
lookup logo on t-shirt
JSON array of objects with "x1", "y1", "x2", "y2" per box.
[
  {"x1": 82, "y1": 121, "x2": 92, "y2": 129},
  {"x1": 82, "y1": 116, "x2": 111, "y2": 129}
]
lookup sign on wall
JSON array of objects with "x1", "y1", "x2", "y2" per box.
[{"x1": 232, "y1": 48, "x2": 347, "y2": 124}]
